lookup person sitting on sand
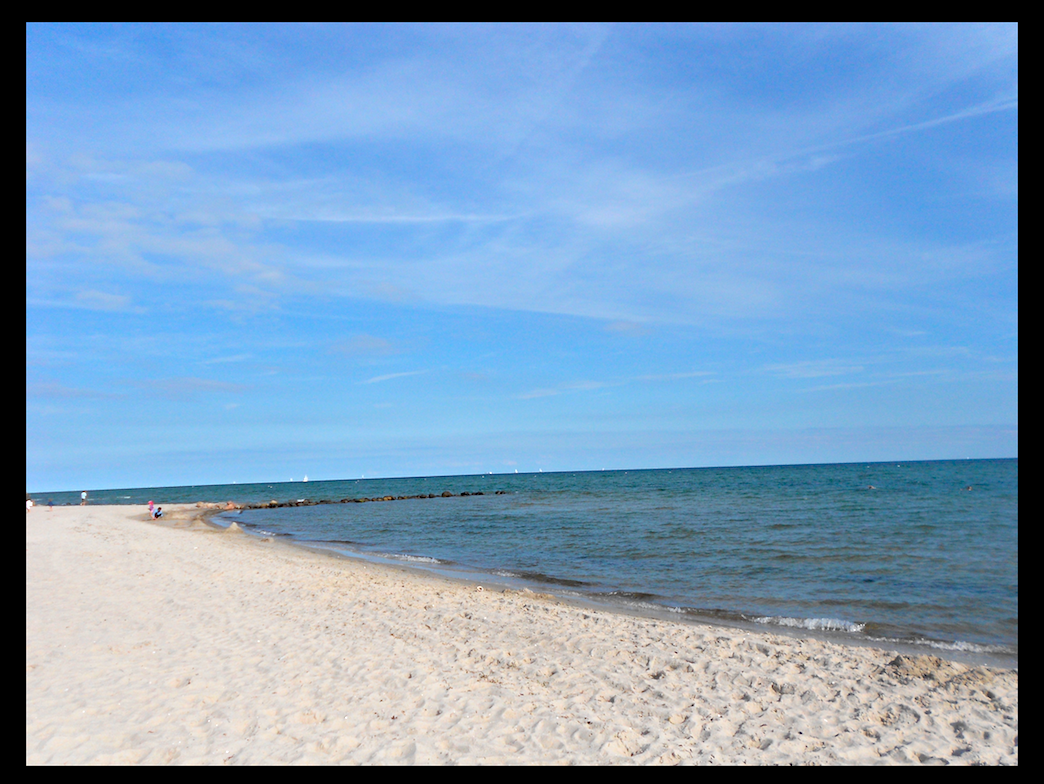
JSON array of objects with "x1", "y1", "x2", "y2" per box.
[{"x1": 152, "y1": 506, "x2": 163, "y2": 519}]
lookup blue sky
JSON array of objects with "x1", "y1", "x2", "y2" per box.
[{"x1": 26, "y1": 23, "x2": 1018, "y2": 491}]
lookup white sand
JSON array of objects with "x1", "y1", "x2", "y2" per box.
[{"x1": 26, "y1": 504, "x2": 1017, "y2": 765}]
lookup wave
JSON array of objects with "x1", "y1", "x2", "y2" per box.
[
  {"x1": 866, "y1": 635, "x2": 1016, "y2": 656},
  {"x1": 376, "y1": 552, "x2": 444, "y2": 565},
  {"x1": 750, "y1": 615, "x2": 867, "y2": 633}
]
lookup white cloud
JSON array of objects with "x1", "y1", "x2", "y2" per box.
[
  {"x1": 360, "y1": 370, "x2": 427, "y2": 385},
  {"x1": 73, "y1": 289, "x2": 135, "y2": 312}
]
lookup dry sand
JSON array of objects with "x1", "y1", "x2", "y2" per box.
[{"x1": 26, "y1": 504, "x2": 1017, "y2": 765}]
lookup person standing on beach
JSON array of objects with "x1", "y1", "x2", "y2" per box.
[
  {"x1": 148, "y1": 500, "x2": 154, "y2": 517},
  {"x1": 80, "y1": 491, "x2": 87, "y2": 506},
  {"x1": 26, "y1": 497, "x2": 34, "y2": 513}
]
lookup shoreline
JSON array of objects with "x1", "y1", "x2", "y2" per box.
[
  {"x1": 210, "y1": 506, "x2": 1017, "y2": 670},
  {"x1": 27, "y1": 504, "x2": 1018, "y2": 764},
  {"x1": 270, "y1": 535, "x2": 1018, "y2": 670}
]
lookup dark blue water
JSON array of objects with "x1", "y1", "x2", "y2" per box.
[{"x1": 36, "y1": 459, "x2": 1017, "y2": 663}]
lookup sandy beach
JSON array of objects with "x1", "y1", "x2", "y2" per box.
[{"x1": 26, "y1": 504, "x2": 1017, "y2": 765}]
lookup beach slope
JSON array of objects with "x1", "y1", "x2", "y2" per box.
[{"x1": 27, "y1": 505, "x2": 1017, "y2": 764}]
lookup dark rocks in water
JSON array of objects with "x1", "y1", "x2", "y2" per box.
[{"x1": 237, "y1": 489, "x2": 508, "y2": 509}]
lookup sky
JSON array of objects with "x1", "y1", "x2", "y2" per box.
[{"x1": 26, "y1": 23, "x2": 1018, "y2": 491}]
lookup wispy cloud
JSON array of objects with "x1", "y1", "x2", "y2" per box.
[
  {"x1": 764, "y1": 361, "x2": 865, "y2": 380},
  {"x1": 27, "y1": 381, "x2": 117, "y2": 400},
  {"x1": 330, "y1": 334, "x2": 400, "y2": 357},
  {"x1": 798, "y1": 95, "x2": 1018, "y2": 160},
  {"x1": 360, "y1": 370, "x2": 427, "y2": 385},
  {"x1": 518, "y1": 371, "x2": 715, "y2": 400},
  {"x1": 136, "y1": 377, "x2": 246, "y2": 398},
  {"x1": 74, "y1": 290, "x2": 137, "y2": 312},
  {"x1": 27, "y1": 25, "x2": 1019, "y2": 329}
]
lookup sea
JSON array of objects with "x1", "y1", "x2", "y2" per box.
[{"x1": 36, "y1": 458, "x2": 1018, "y2": 667}]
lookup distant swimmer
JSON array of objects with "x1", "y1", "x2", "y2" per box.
[
  {"x1": 965, "y1": 486, "x2": 973, "y2": 491},
  {"x1": 867, "y1": 485, "x2": 876, "y2": 489}
]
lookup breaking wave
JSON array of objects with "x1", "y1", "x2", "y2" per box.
[{"x1": 751, "y1": 615, "x2": 867, "y2": 633}]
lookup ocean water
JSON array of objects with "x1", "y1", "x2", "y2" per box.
[{"x1": 37, "y1": 459, "x2": 1018, "y2": 665}]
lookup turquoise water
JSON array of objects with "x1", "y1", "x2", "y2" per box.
[{"x1": 36, "y1": 459, "x2": 1017, "y2": 663}]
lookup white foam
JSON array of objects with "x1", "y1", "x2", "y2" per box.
[
  {"x1": 752, "y1": 616, "x2": 866, "y2": 633},
  {"x1": 906, "y1": 637, "x2": 1011, "y2": 654},
  {"x1": 390, "y1": 553, "x2": 441, "y2": 564}
]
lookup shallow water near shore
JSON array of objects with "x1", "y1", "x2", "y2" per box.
[{"x1": 39, "y1": 459, "x2": 1017, "y2": 666}]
